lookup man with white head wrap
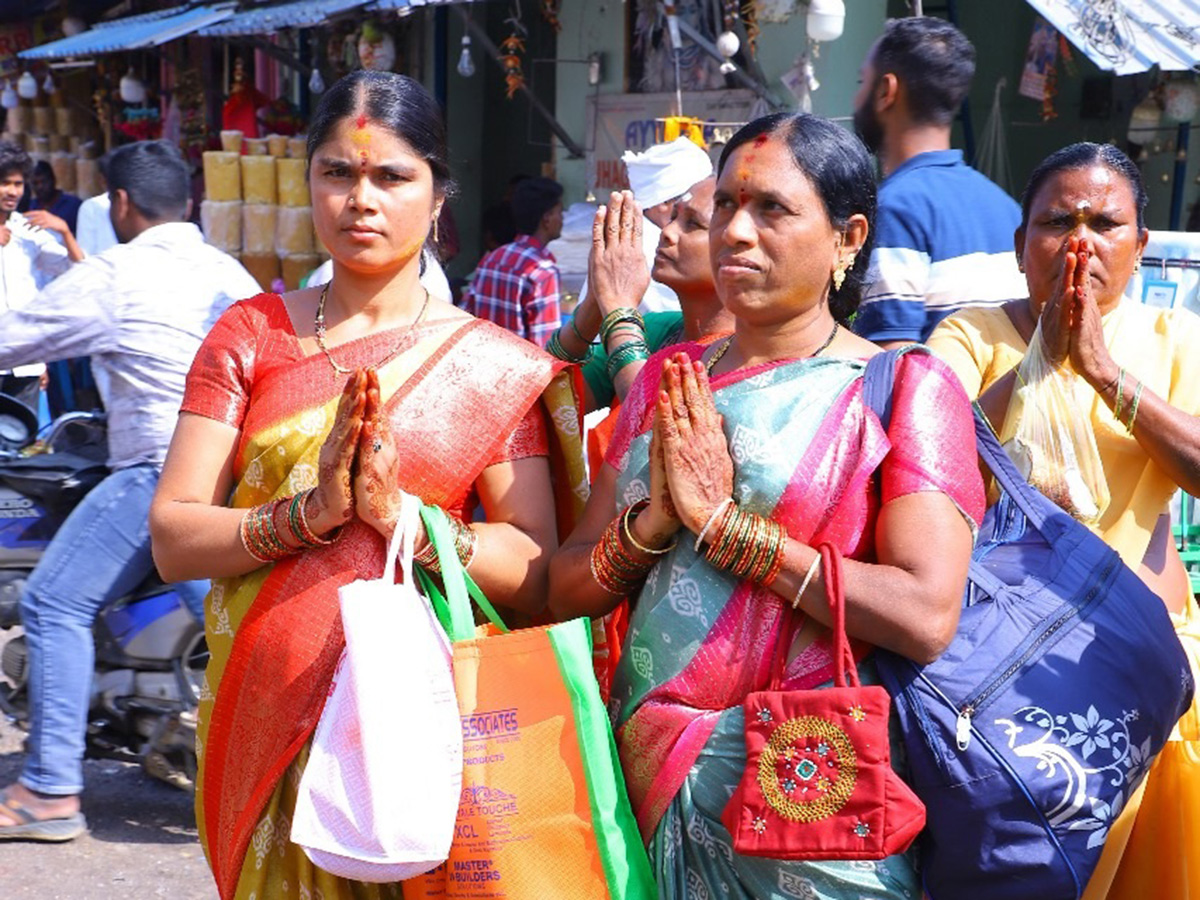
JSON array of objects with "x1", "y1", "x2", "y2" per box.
[
  {"x1": 619, "y1": 136, "x2": 714, "y2": 313},
  {"x1": 570, "y1": 137, "x2": 713, "y2": 316}
]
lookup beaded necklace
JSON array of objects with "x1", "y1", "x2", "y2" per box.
[{"x1": 314, "y1": 282, "x2": 431, "y2": 375}]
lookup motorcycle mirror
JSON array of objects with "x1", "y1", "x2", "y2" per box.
[{"x1": 0, "y1": 393, "x2": 39, "y2": 451}]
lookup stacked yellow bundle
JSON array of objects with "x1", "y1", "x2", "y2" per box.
[{"x1": 201, "y1": 136, "x2": 321, "y2": 291}]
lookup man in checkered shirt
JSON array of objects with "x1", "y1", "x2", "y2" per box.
[{"x1": 463, "y1": 177, "x2": 564, "y2": 347}]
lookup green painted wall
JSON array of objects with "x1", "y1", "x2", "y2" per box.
[
  {"x1": 442, "y1": 1, "x2": 1200, "y2": 278},
  {"x1": 553, "y1": 1, "x2": 888, "y2": 205}
]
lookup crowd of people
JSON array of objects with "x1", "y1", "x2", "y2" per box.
[{"x1": 0, "y1": 12, "x2": 1196, "y2": 900}]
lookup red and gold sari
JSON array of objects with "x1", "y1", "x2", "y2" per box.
[{"x1": 180, "y1": 294, "x2": 586, "y2": 900}]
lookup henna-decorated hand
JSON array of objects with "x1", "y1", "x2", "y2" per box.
[
  {"x1": 354, "y1": 369, "x2": 428, "y2": 552},
  {"x1": 308, "y1": 369, "x2": 365, "y2": 536},
  {"x1": 657, "y1": 354, "x2": 735, "y2": 534},
  {"x1": 588, "y1": 190, "x2": 651, "y2": 319},
  {"x1": 633, "y1": 404, "x2": 683, "y2": 543}
]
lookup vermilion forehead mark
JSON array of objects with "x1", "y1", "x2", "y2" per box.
[
  {"x1": 738, "y1": 135, "x2": 768, "y2": 183},
  {"x1": 351, "y1": 114, "x2": 371, "y2": 170}
]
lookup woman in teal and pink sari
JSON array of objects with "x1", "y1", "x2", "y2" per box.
[{"x1": 550, "y1": 114, "x2": 985, "y2": 898}]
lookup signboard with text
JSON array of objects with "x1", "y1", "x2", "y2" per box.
[{"x1": 584, "y1": 90, "x2": 758, "y2": 195}]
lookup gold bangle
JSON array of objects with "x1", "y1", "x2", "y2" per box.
[
  {"x1": 622, "y1": 501, "x2": 676, "y2": 556},
  {"x1": 1126, "y1": 380, "x2": 1144, "y2": 433}
]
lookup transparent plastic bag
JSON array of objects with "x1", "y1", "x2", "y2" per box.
[{"x1": 1000, "y1": 321, "x2": 1110, "y2": 524}]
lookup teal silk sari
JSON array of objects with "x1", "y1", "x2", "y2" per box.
[{"x1": 604, "y1": 342, "x2": 984, "y2": 900}]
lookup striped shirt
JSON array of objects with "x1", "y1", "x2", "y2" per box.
[
  {"x1": 463, "y1": 234, "x2": 561, "y2": 347},
  {"x1": 854, "y1": 150, "x2": 1027, "y2": 344}
]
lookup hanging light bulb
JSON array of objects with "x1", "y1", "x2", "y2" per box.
[
  {"x1": 309, "y1": 67, "x2": 326, "y2": 93},
  {"x1": 806, "y1": 0, "x2": 845, "y2": 42},
  {"x1": 61, "y1": 15, "x2": 86, "y2": 36},
  {"x1": 42, "y1": 72, "x2": 56, "y2": 94},
  {"x1": 456, "y1": 35, "x2": 475, "y2": 78},
  {"x1": 803, "y1": 55, "x2": 819, "y2": 94},
  {"x1": 1, "y1": 81, "x2": 18, "y2": 110},
  {"x1": 16, "y1": 71, "x2": 38, "y2": 100},
  {"x1": 716, "y1": 30, "x2": 739, "y2": 74},
  {"x1": 119, "y1": 67, "x2": 146, "y2": 104}
]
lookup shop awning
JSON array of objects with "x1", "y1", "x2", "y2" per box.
[
  {"x1": 366, "y1": 0, "x2": 482, "y2": 12},
  {"x1": 19, "y1": 3, "x2": 236, "y2": 59},
  {"x1": 1025, "y1": 0, "x2": 1200, "y2": 75},
  {"x1": 198, "y1": 0, "x2": 371, "y2": 36}
]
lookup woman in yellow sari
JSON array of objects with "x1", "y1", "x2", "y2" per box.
[
  {"x1": 928, "y1": 142, "x2": 1200, "y2": 900},
  {"x1": 150, "y1": 71, "x2": 583, "y2": 900}
]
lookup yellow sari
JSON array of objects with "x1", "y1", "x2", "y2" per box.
[
  {"x1": 180, "y1": 295, "x2": 586, "y2": 900},
  {"x1": 928, "y1": 298, "x2": 1200, "y2": 899}
]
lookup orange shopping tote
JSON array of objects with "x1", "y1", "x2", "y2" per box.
[{"x1": 405, "y1": 507, "x2": 656, "y2": 900}]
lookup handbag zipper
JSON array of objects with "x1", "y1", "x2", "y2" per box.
[
  {"x1": 951, "y1": 557, "x2": 1116, "y2": 751},
  {"x1": 915, "y1": 669, "x2": 1085, "y2": 899}
]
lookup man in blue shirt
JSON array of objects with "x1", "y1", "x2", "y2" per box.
[
  {"x1": 851, "y1": 17, "x2": 1027, "y2": 346},
  {"x1": 29, "y1": 161, "x2": 83, "y2": 237}
]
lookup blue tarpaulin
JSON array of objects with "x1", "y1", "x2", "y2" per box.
[
  {"x1": 198, "y1": 0, "x2": 370, "y2": 36},
  {"x1": 19, "y1": 4, "x2": 235, "y2": 59}
]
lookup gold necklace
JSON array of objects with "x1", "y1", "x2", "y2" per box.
[
  {"x1": 314, "y1": 282, "x2": 431, "y2": 375},
  {"x1": 705, "y1": 335, "x2": 734, "y2": 375},
  {"x1": 705, "y1": 322, "x2": 840, "y2": 376}
]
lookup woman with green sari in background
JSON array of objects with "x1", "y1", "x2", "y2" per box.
[
  {"x1": 150, "y1": 71, "x2": 583, "y2": 900},
  {"x1": 550, "y1": 113, "x2": 986, "y2": 899}
]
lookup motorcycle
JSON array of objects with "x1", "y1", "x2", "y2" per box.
[{"x1": 0, "y1": 395, "x2": 205, "y2": 791}]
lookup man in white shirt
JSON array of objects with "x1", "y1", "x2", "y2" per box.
[
  {"x1": 75, "y1": 192, "x2": 118, "y2": 257},
  {"x1": 0, "y1": 140, "x2": 84, "y2": 408},
  {"x1": 0, "y1": 140, "x2": 259, "y2": 841},
  {"x1": 56, "y1": 162, "x2": 118, "y2": 414}
]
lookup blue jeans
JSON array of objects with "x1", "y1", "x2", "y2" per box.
[{"x1": 18, "y1": 464, "x2": 208, "y2": 795}]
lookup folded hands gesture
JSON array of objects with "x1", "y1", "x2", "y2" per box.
[{"x1": 653, "y1": 353, "x2": 734, "y2": 535}]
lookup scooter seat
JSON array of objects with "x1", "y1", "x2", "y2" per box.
[{"x1": 0, "y1": 453, "x2": 109, "y2": 511}]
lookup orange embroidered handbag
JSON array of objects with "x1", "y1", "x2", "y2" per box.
[{"x1": 721, "y1": 543, "x2": 926, "y2": 860}]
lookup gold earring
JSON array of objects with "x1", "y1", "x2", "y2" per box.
[
  {"x1": 433, "y1": 217, "x2": 440, "y2": 244},
  {"x1": 1133, "y1": 257, "x2": 1141, "y2": 273},
  {"x1": 832, "y1": 264, "x2": 847, "y2": 292}
]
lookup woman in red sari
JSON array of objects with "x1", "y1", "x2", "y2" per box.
[{"x1": 150, "y1": 71, "x2": 583, "y2": 900}]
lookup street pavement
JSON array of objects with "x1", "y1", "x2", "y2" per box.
[{"x1": 0, "y1": 634, "x2": 216, "y2": 899}]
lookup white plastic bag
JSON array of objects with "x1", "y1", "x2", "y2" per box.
[
  {"x1": 291, "y1": 493, "x2": 462, "y2": 881},
  {"x1": 1001, "y1": 321, "x2": 1110, "y2": 524}
]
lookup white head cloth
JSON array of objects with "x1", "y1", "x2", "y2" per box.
[{"x1": 621, "y1": 137, "x2": 713, "y2": 209}]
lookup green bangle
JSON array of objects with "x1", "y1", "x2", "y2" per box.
[
  {"x1": 599, "y1": 308, "x2": 645, "y2": 346},
  {"x1": 569, "y1": 314, "x2": 590, "y2": 345},
  {"x1": 546, "y1": 329, "x2": 591, "y2": 364},
  {"x1": 1113, "y1": 367, "x2": 1126, "y2": 422},
  {"x1": 605, "y1": 339, "x2": 650, "y2": 381}
]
